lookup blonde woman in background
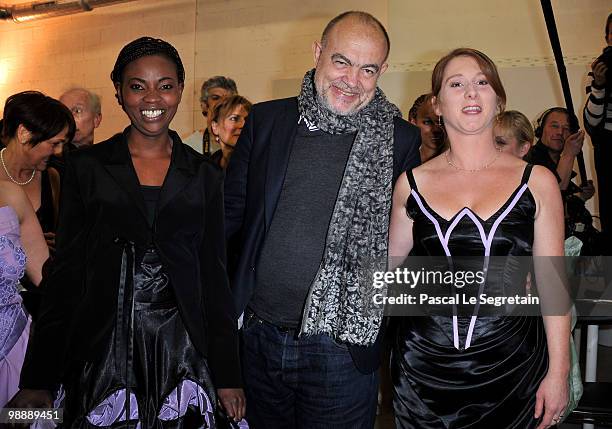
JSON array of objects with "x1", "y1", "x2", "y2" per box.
[{"x1": 494, "y1": 110, "x2": 534, "y2": 158}]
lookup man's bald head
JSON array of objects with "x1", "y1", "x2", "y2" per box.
[
  {"x1": 313, "y1": 11, "x2": 390, "y2": 115},
  {"x1": 59, "y1": 87, "x2": 102, "y2": 147},
  {"x1": 320, "y1": 11, "x2": 390, "y2": 61}
]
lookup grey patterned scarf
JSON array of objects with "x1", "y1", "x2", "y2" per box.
[{"x1": 298, "y1": 69, "x2": 401, "y2": 346}]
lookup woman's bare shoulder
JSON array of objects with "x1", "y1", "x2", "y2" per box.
[
  {"x1": 0, "y1": 180, "x2": 33, "y2": 220},
  {"x1": 411, "y1": 151, "x2": 447, "y2": 181},
  {"x1": 526, "y1": 164, "x2": 559, "y2": 195}
]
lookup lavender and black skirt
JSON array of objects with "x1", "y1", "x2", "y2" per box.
[{"x1": 63, "y1": 245, "x2": 216, "y2": 428}]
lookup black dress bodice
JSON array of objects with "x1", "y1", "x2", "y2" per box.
[
  {"x1": 392, "y1": 164, "x2": 549, "y2": 429},
  {"x1": 409, "y1": 170, "x2": 536, "y2": 259}
]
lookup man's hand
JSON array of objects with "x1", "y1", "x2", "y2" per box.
[
  {"x1": 579, "y1": 180, "x2": 595, "y2": 201},
  {"x1": 561, "y1": 130, "x2": 585, "y2": 158},
  {"x1": 592, "y1": 59, "x2": 608, "y2": 88},
  {"x1": 218, "y1": 388, "x2": 246, "y2": 422}
]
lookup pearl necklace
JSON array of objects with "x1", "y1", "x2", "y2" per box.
[
  {"x1": 445, "y1": 147, "x2": 502, "y2": 173},
  {"x1": 0, "y1": 148, "x2": 36, "y2": 185}
]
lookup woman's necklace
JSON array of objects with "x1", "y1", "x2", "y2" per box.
[
  {"x1": 445, "y1": 146, "x2": 502, "y2": 173},
  {"x1": 0, "y1": 148, "x2": 36, "y2": 185}
]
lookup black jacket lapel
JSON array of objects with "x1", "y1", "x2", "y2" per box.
[
  {"x1": 157, "y1": 131, "x2": 197, "y2": 216},
  {"x1": 102, "y1": 130, "x2": 149, "y2": 224},
  {"x1": 264, "y1": 99, "x2": 299, "y2": 229}
]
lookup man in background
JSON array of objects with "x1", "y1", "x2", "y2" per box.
[
  {"x1": 50, "y1": 87, "x2": 102, "y2": 177},
  {"x1": 525, "y1": 107, "x2": 599, "y2": 252},
  {"x1": 59, "y1": 87, "x2": 102, "y2": 149},
  {"x1": 525, "y1": 107, "x2": 593, "y2": 201}
]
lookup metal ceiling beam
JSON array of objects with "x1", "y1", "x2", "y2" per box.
[{"x1": 0, "y1": 0, "x2": 139, "y2": 23}]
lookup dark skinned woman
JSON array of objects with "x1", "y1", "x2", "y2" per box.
[{"x1": 11, "y1": 37, "x2": 245, "y2": 428}]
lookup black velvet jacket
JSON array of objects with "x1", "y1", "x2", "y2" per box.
[{"x1": 20, "y1": 128, "x2": 241, "y2": 390}]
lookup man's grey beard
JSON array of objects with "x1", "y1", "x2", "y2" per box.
[
  {"x1": 315, "y1": 85, "x2": 366, "y2": 117},
  {"x1": 316, "y1": 91, "x2": 349, "y2": 116}
]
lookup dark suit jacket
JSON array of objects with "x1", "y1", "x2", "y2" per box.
[
  {"x1": 20, "y1": 128, "x2": 241, "y2": 390},
  {"x1": 224, "y1": 97, "x2": 421, "y2": 373}
]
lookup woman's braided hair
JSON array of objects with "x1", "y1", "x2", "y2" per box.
[{"x1": 110, "y1": 36, "x2": 185, "y2": 84}]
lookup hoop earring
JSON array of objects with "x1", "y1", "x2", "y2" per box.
[{"x1": 437, "y1": 116, "x2": 442, "y2": 126}]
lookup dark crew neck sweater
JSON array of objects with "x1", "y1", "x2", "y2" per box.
[{"x1": 250, "y1": 122, "x2": 354, "y2": 328}]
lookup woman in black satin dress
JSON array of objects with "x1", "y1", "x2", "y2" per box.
[
  {"x1": 12, "y1": 38, "x2": 245, "y2": 428},
  {"x1": 388, "y1": 48, "x2": 570, "y2": 429}
]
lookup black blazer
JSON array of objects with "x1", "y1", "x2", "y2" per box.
[
  {"x1": 224, "y1": 97, "x2": 421, "y2": 373},
  {"x1": 20, "y1": 128, "x2": 241, "y2": 390}
]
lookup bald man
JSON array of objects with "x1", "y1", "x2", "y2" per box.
[
  {"x1": 225, "y1": 11, "x2": 420, "y2": 428},
  {"x1": 60, "y1": 88, "x2": 102, "y2": 148}
]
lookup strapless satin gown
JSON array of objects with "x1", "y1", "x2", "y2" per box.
[{"x1": 392, "y1": 165, "x2": 549, "y2": 429}]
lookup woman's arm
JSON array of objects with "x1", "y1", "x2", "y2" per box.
[
  {"x1": 11, "y1": 184, "x2": 48, "y2": 286},
  {"x1": 389, "y1": 173, "x2": 414, "y2": 268},
  {"x1": 530, "y1": 165, "x2": 571, "y2": 429},
  {"x1": 200, "y1": 166, "x2": 245, "y2": 421}
]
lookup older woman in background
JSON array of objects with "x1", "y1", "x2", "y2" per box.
[
  {"x1": 0, "y1": 91, "x2": 75, "y2": 253},
  {"x1": 209, "y1": 95, "x2": 252, "y2": 169}
]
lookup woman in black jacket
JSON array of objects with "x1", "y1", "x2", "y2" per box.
[{"x1": 12, "y1": 37, "x2": 244, "y2": 428}]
